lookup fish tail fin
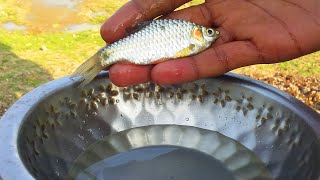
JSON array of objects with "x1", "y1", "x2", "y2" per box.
[{"x1": 71, "y1": 51, "x2": 105, "y2": 88}]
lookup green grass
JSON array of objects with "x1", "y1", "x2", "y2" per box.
[
  {"x1": 0, "y1": 29, "x2": 105, "y2": 78},
  {"x1": 0, "y1": 0, "x2": 319, "y2": 115},
  {"x1": 0, "y1": 29, "x2": 105, "y2": 114}
]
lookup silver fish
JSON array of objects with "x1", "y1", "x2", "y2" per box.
[{"x1": 72, "y1": 19, "x2": 220, "y2": 87}]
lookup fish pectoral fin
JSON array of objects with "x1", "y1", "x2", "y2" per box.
[
  {"x1": 175, "y1": 44, "x2": 196, "y2": 58},
  {"x1": 191, "y1": 27, "x2": 204, "y2": 42}
]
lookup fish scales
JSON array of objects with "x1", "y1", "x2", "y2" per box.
[
  {"x1": 71, "y1": 19, "x2": 220, "y2": 87},
  {"x1": 105, "y1": 20, "x2": 195, "y2": 64}
]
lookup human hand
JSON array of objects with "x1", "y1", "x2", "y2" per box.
[{"x1": 101, "y1": 0, "x2": 320, "y2": 87}]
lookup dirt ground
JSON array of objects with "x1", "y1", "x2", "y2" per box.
[{"x1": 241, "y1": 72, "x2": 320, "y2": 114}]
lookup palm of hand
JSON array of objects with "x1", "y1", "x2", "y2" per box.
[
  {"x1": 202, "y1": 0, "x2": 319, "y2": 63},
  {"x1": 101, "y1": 0, "x2": 320, "y2": 86}
]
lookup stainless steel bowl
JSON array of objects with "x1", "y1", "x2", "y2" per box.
[{"x1": 0, "y1": 72, "x2": 319, "y2": 180}]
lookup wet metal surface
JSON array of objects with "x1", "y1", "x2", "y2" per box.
[{"x1": 0, "y1": 72, "x2": 319, "y2": 180}]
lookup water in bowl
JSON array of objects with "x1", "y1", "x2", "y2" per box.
[
  {"x1": 73, "y1": 145, "x2": 235, "y2": 180},
  {"x1": 68, "y1": 125, "x2": 273, "y2": 180}
]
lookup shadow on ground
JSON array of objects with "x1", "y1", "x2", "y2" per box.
[{"x1": 0, "y1": 42, "x2": 53, "y2": 116}]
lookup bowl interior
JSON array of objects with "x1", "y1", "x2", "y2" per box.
[{"x1": 17, "y1": 73, "x2": 320, "y2": 179}]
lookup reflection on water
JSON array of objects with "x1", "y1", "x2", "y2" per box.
[
  {"x1": 68, "y1": 125, "x2": 273, "y2": 180},
  {"x1": 24, "y1": 0, "x2": 83, "y2": 33},
  {"x1": 73, "y1": 145, "x2": 235, "y2": 180},
  {"x1": 1, "y1": 0, "x2": 122, "y2": 33},
  {"x1": 39, "y1": 0, "x2": 80, "y2": 8},
  {"x1": 65, "y1": 23, "x2": 100, "y2": 32},
  {"x1": 1, "y1": 22, "x2": 26, "y2": 31},
  {"x1": 89, "y1": 11, "x2": 107, "y2": 18}
]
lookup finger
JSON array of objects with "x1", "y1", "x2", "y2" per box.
[
  {"x1": 151, "y1": 41, "x2": 262, "y2": 84},
  {"x1": 101, "y1": 0, "x2": 190, "y2": 43},
  {"x1": 109, "y1": 63, "x2": 153, "y2": 87}
]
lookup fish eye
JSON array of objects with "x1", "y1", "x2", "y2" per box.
[{"x1": 206, "y1": 28, "x2": 215, "y2": 36}]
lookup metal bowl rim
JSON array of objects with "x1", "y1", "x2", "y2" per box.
[{"x1": 0, "y1": 71, "x2": 319, "y2": 180}]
